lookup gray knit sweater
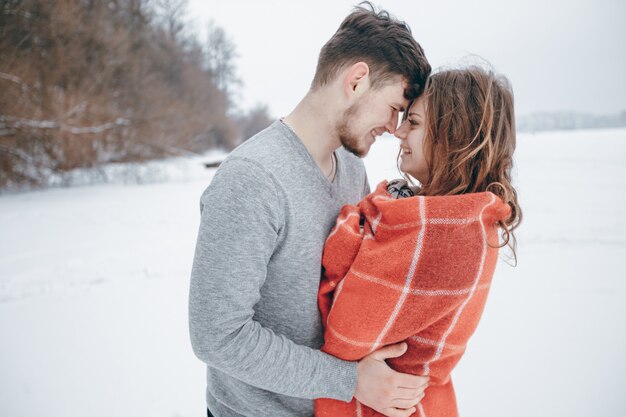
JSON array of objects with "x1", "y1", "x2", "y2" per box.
[{"x1": 189, "y1": 121, "x2": 370, "y2": 416}]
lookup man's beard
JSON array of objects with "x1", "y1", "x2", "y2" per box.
[{"x1": 336, "y1": 102, "x2": 368, "y2": 158}]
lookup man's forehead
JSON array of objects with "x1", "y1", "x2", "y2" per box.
[
  {"x1": 383, "y1": 76, "x2": 408, "y2": 91},
  {"x1": 396, "y1": 97, "x2": 410, "y2": 111},
  {"x1": 392, "y1": 94, "x2": 410, "y2": 112},
  {"x1": 380, "y1": 77, "x2": 409, "y2": 107}
]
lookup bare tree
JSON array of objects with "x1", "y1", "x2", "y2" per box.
[
  {"x1": 205, "y1": 20, "x2": 241, "y2": 104},
  {"x1": 0, "y1": 0, "x2": 265, "y2": 190},
  {"x1": 160, "y1": 0, "x2": 187, "y2": 37},
  {"x1": 237, "y1": 104, "x2": 275, "y2": 144}
]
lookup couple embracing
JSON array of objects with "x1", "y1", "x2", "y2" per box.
[{"x1": 189, "y1": 3, "x2": 521, "y2": 417}]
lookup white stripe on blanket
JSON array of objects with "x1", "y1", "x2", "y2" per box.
[
  {"x1": 377, "y1": 216, "x2": 480, "y2": 231},
  {"x1": 351, "y1": 270, "x2": 491, "y2": 296},
  {"x1": 408, "y1": 335, "x2": 466, "y2": 352},
  {"x1": 370, "y1": 196, "x2": 427, "y2": 353},
  {"x1": 328, "y1": 212, "x2": 360, "y2": 239},
  {"x1": 423, "y1": 194, "x2": 496, "y2": 376},
  {"x1": 327, "y1": 323, "x2": 467, "y2": 354}
]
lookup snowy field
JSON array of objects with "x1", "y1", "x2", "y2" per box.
[{"x1": 1, "y1": 128, "x2": 625, "y2": 417}]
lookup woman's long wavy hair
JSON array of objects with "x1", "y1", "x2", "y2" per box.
[{"x1": 401, "y1": 66, "x2": 522, "y2": 262}]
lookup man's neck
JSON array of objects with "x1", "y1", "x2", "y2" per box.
[{"x1": 282, "y1": 91, "x2": 342, "y2": 171}]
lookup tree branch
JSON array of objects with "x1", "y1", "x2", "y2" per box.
[
  {"x1": 0, "y1": 72, "x2": 24, "y2": 85},
  {"x1": 0, "y1": 116, "x2": 130, "y2": 134}
]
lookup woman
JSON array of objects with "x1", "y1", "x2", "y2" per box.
[{"x1": 316, "y1": 66, "x2": 522, "y2": 417}]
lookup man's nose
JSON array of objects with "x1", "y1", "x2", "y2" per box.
[{"x1": 386, "y1": 113, "x2": 399, "y2": 134}]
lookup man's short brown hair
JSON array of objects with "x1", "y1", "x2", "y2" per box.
[{"x1": 312, "y1": 2, "x2": 431, "y2": 101}]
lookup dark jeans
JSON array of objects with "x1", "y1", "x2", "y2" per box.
[{"x1": 207, "y1": 409, "x2": 214, "y2": 417}]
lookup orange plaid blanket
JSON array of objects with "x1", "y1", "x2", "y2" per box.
[{"x1": 316, "y1": 180, "x2": 511, "y2": 417}]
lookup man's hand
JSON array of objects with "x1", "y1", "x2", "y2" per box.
[{"x1": 354, "y1": 342, "x2": 429, "y2": 417}]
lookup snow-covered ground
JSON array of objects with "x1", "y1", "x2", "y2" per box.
[{"x1": 1, "y1": 128, "x2": 625, "y2": 417}]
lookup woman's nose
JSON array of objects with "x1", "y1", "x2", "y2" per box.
[{"x1": 394, "y1": 121, "x2": 408, "y2": 139}]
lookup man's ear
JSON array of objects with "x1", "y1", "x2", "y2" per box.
[{"x1": 343, "y1": 62, "x2": 370, "y2": 97}]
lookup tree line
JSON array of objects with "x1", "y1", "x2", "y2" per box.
[{"x1": 0, "y1": 0, "x2": 273, "y2": 189}]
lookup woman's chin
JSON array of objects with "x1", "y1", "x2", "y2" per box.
[
  {"x1": 400, "y1": 168, "x2": 427, "y2": 185},
  {"x1": 400, "y1": 165, "x2": 417, "y2": 179}
]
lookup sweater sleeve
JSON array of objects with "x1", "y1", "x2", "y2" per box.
[{"x1": 189, "y1": 157, "x2": 357, "y2": 401}]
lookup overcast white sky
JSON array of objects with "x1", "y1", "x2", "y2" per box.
[{"x1": 186, "y1": 0, "x2": 625, "y2": 118}]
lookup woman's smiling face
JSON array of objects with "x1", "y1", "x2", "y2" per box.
[{"x1": 395, "y1": 96, "x2": 429, "y2": 183}]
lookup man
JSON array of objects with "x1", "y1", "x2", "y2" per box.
[{"x1": 189, "y1": 3, "x2": 431, "y2": 417}]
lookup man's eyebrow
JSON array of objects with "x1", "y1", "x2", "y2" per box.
[{"x1": 393, "y1": 104, "x2": 406, "y2": 112}]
